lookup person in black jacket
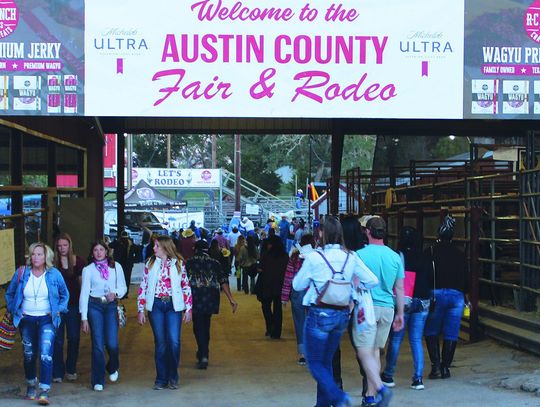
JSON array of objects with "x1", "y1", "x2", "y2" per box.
[
  {"x1": 257, "y1": 236, "x2": 288, "y2": 339},
  {"x1": 423, "y1": 215, "x2": 468, "y2": 380}
]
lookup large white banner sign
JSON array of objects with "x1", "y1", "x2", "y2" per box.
[
  {"x1": 132, "y1": 168, "x2": 221, "y2": 188},
  {"x1": 85, "y1": 0, "x2": 464, "y2": 118}
]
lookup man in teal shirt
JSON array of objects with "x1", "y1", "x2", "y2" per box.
[{"x1": 354, "y1": 216, "x2": 404, "y2": 407}]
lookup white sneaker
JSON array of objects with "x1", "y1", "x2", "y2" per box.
[
  {"x1": 93, "y1": 384, "x2": 103, "y2": 391},
  {"x1": 52, "y1": 377, "x2": 63, "y2": 383},
  {"x1": 66, "y1": 373, "x2": 78, "y2": 381},
  {"x1": 109, "y1": 371, "x2": 119, "y2": 382}
]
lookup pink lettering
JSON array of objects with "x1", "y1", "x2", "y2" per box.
[
  {"x1": 162, "y1": 34, "x2": 179, "y2": 62},
  {"x1": 191, "y1": 0, "x2": 294, "y2": 22},
  {"x1": 275, "y1": 35, "x2": 291, "y2": 63},
  {"x1": 272, "y1": 35, "x2": 387, "y2": 65},
  {"x1": 152, "y1": 69, "x2": 232, "y2": 106},
  {"x1": 162, "y1": 34, "x2": 264, "y2": 63},
  {"x1": 291, "y1": 70, "x2": 397, "y2": 104}
]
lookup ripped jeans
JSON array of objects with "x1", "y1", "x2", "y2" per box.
[{"x1": 20, "y1": 315, "x2": 56, "y2": 390}]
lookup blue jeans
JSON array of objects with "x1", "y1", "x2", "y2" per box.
[
  {"x1": 290, "y1": 289, "x2": 307, "y2": 354},
  {"x1": 53, "y1": 304, "x2": 81, "y2": 378},
  {"x1": 148, "y1": 299, "x2": 182, "y2": 386},
  {"x1": 384, "y1": 304, "x2": 429, "y2": 380},
  {"x1": 304, "y1": 307, "x2": 350, "y2": 407},
  {"x1": 87, "y1": 300, "x2": 120, "y2": 387},
  {"x1": 424, "y1": 289, "x2": 465, "y2": 341},
  {"x1": 20, "y1": 315, "x2": 55, "y2": 390}
]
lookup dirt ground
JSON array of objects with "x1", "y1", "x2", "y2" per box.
[{"x1": 1, "y1": 282, "x2": 540, "y2": 407}]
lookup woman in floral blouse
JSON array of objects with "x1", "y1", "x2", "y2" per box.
[
  {"x1": 137, "y1": 236, "x2": 192, "y2": 390},
  {"x1": 186, "y1": 240, "x2": 237, "y2": 369}
]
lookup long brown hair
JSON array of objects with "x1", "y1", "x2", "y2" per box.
[
  {"x1": 54, "y1": 233, "x2": 76, "y2": 275},
  {"x1": 88, "y1": 240, "x2": 115, "y2": 267},
  {"x1": 234, "y1": 235, "x2": 246, "y2": 256},
  {"x1": 322, "y1": 216, "x2": 345, "y2": 247},
  {"x1": 147, "y1": 235, "x2": 184, "y2": 270}
]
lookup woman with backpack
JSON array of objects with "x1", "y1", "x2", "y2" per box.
[{"x1": 293, "y1": 217, "x2": 378, "y2": 407}]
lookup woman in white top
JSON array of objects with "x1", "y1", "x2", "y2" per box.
[
  {"x1": 137, "y1": 235, "x2": 192, "y2": 390},
  {"x1": 293, "y1": 217, "x2": 378, "y2": 407},
  {"x1": 80, "y1": 240, "x2": 127, "y2": 392},
  {"x1": 5, "y1": 242, "x2": 69, "y2": 405}
]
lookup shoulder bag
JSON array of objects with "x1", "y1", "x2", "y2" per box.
[
  {"x1": 0, "y1": 266, "x2": 24, "y2": 350},
  {"x1": 114, "y1": 265, "x2": 127, "y2": 328}
]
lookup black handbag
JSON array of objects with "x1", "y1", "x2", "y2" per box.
[{"x1": 246, "y1": 263, "x2": 258, "y2": 278}]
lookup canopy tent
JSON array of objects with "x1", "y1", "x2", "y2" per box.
[{"x1": 105, "y1": 180, "x2": 186, "y2": 209}]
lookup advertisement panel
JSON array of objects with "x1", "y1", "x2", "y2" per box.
[
  {"x1": 131, "y1": 168, "x2": 221, "y2": 189},
  {"x1": 3, "y1": 0, "x2": 540, "y2": 120},
  {"x1": 464, "y1": 0, "x2": 540, "y2": 119},
  {"x1": 0, "y1": 1, "x2": 84, "y2": 115},
  {"x1": 85, "y1": 0, "x2": 464, "y2": 119}
]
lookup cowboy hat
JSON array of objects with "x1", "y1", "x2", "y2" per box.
[{"x1": 182, "y1": 229, "x2": 195, "y2": 238}]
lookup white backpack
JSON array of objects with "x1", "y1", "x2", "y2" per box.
[{"x1": 313, "y1": 252, "x2": 352, "y2": 307}]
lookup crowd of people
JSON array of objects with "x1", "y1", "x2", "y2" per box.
[{"x1": 4, "y1": 212, "x2": 468, "y2": 407}]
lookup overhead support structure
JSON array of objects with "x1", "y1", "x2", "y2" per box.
[
  {"x1": 116, "y1": 133, "x2": 125, "y2": 234},
  {"x1": 330, "y1": 130, "x2": 345, "y2": 215},
  {"x1": 234, "y1": 134, "x2": 241, "y2": 212}
]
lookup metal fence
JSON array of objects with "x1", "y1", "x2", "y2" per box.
[{"x1": 368, "y1": 166, "x2": 540, "y2": 317}]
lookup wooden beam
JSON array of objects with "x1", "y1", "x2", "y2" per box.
[{"x1": 330, "y1": 131, "x2": 344, "y2": 215}]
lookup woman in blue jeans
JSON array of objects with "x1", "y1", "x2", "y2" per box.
[
  {"x1": 80, "y1": 240, "x2": 127, "y2": 391},
  {"x1": 381, "y1": 226, "x2": 431, "y2": 390},
  {"x1": 52, "y1": 233, "x2": 86, "y2": 383},
  {"x1": 137, "y1": 236, "x2": 192, "y2": 389},
  {"x1": 5, "y1": 242, "x2": 69, "y2": 405},
  {"x1": 281, "y1": 234, "x2": 315, "y2": 365},
  {"x1": 423, "y1": 215, "x2": 468, "y2": 379},
  {"x1": 293, "y1": 217, "x2": 378, "y2": 407}
]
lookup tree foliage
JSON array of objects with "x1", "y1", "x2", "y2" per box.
[{"x1": 131, "y1": 134, "x2": 376, "y2": 195}]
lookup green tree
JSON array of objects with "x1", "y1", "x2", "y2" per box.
[{"x1": 131, "y1": 134, "x2": 376, "y2": 196}]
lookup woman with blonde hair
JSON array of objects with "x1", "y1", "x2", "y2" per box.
[
  {"x1": 5, "y1": 242, "x2": 69, "y2": 404},
  {"x1": 80, "y1": 240, "x2": 127, "y2": 392},
  {"x1": 52, "y1": 233, "x2": 86, "y2": 383},
  {"x1": 137, "y1": 235, "x2": 192, "y2": 390}
]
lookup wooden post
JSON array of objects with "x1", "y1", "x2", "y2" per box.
[
  {"x1": 211, "y1": 134, "x2": 217, "y2": 169},
  {"x1": 11, "y1": 130, "x2": 24, "y2": 264},
  {"x1": 416, "y1": 209, "x2": 424, "y2": 249},
  {"x1": 166, "y1": 134, "x2": 171, "y2": 168},
  {"x1": 116, "y1": 133, "x2": 125, "y2": 235},
  {"x1": 330, "y1": 132, "x2": 344, "y2": 215},
  {"x1": 469, "y1": 206, "x2": 481, "y2": 342},
  {"x1": 234, "y1": 134, "x2": 241, "y2": 212}
]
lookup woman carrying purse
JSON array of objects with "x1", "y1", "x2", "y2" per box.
[{"x1": 5, "y1": 242, "x2": 69, "y2": 405}]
